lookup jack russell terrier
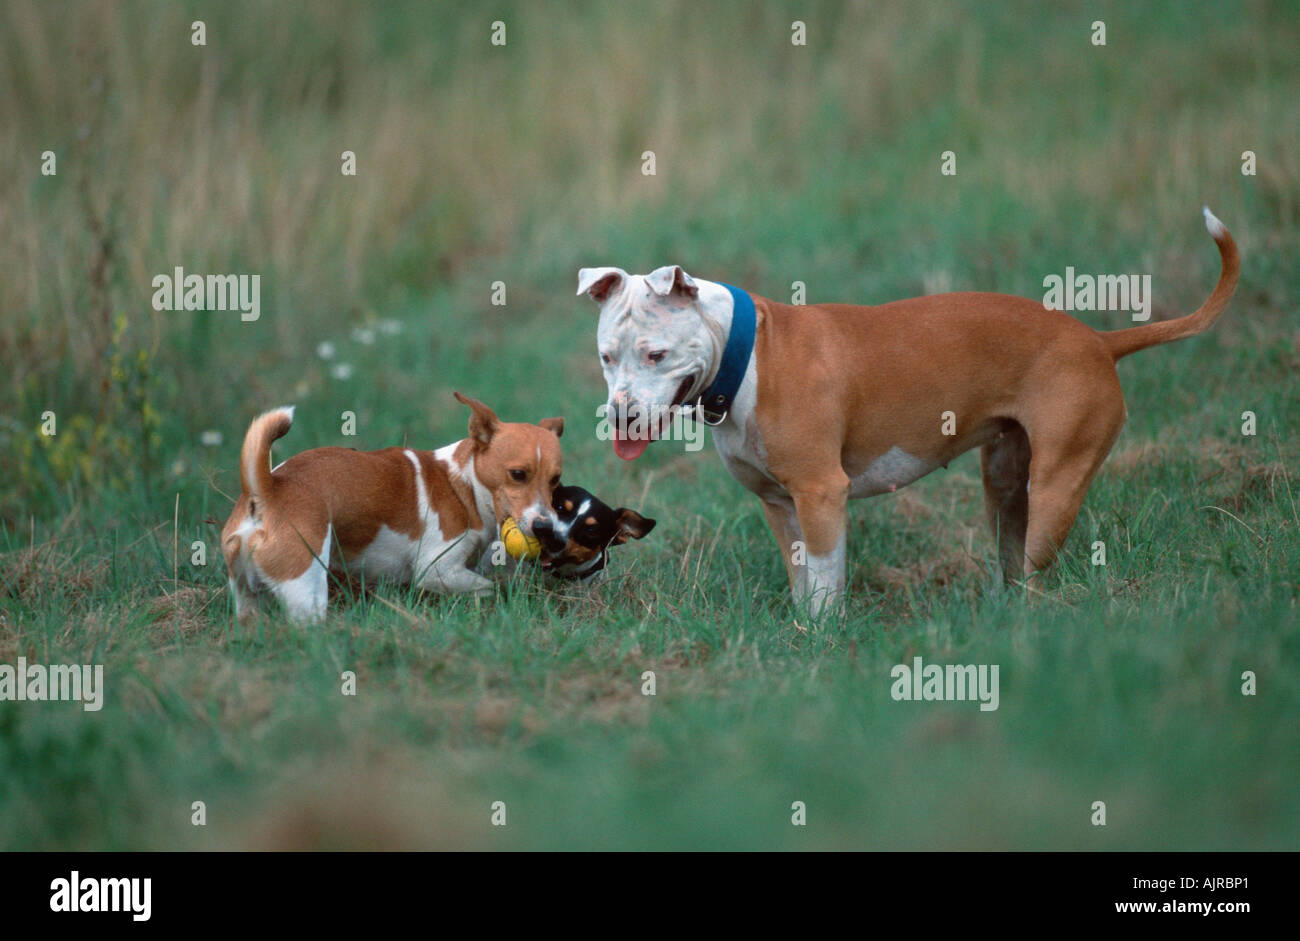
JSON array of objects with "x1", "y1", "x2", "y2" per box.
[
  {"x1": 578, "y1": 208, "x2": 1240, "y2": 612},
  {"x1": 221, "y1": 393, "x2": 564, "y2": 622},
  {"x1": 536, "y1": 484, "x2": 656, "y2": 582}
]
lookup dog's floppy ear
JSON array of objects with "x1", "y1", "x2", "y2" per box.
[
  {"x1": 537, "y1": 416, "x2": 564, "y2": 438},
  {"x1": 576, "y1": 267, "x2": 627, "y2": 303},
  {"x1": 455, "y1": 391, "x2": 499, "y2": 447},
  {"x1": 645, "y1": 265, "x2": 699, "y2": 300},
  {"x1": 613, "y1": 508, "x2": 656, "y2": 543}
]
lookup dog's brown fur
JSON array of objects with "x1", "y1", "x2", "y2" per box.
[
  {"x1": 221, "y1": 393, "x2": 563, "y2": 621},
  {"x1": 746, "y1": 214, "x2": 1239, "y2": 587}
]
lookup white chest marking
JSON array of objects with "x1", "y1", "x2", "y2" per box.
[{"x1": 709, "y1": 355, "x2": 787, "y2": 498}]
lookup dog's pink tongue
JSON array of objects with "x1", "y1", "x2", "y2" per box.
[{"x1": 613, "y1": 432, "x2": 650, "y2": 461}]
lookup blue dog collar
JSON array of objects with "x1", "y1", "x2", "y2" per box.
[{"x1": 696, "y1": 283, "x2": 756, "y2": 423}]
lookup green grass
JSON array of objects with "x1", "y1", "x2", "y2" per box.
[{"x1": 1, "y1": 0, "x2": 1297, "y2": 849}]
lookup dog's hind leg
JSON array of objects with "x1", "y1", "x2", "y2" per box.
[
  {"x1": 980, "y1": 422, "x2": 1032, "y2": 585},
  {"x1": 270, "y1": 521, "x2": 332, "y2": 623},
  {"x1": 1021, "y1": 389, "x2": 1126, "y2": 579}
]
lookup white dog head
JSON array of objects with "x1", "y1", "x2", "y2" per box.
[{"x1": 577, "y1": 264, "x2": 727, "y2": 460}]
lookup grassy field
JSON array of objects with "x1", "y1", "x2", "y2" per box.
[{"x1": 1, "y1": 0, "x2": 1297, "y2": 849}]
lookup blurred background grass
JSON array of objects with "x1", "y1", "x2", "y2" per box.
[
  {"x1": 2, "y1": 0, "x2": 1296, "y2": 523},
  {"x1": 0, "y1": 0, "x2": 1297, "y2": 849}
]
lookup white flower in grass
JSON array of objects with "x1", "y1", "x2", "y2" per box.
[
  {"x1": 923, "y1": 270, "x2": 952, "y2": 296},
  {"x1": 377, "y1": 318, "x2": 404, "y2": 336},
  {"x1": 331, "y1": 362, "x2": 354, "y2": 380},
  {"x1": 316, "y1": 341, "x2": 337, "y2": 360},
  {"x1": 350, "y1": 326, "x2": 376, "y2": 345},
  {"x1": 200, "y1": 430, "x2": 223, "y2": 447}
]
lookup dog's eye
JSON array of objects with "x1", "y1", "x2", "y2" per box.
[
  {"x1": 549, "y1": 475, "x2": 560, "y2": 488},
  {"x1": 600, "y1": 352, "x2": 613, "y2": 365},
  {"x1": 648, "y1": 350, "x2": 666, "y2": 364},
  {"x1": 509, "y1": 469, "x2": 527, "y2": 482}
]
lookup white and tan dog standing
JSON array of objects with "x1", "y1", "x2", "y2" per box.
[
  {"x1": 221, "y1": 393, "x2": 564, "y2": 622},
  {"x1": 580, "y1": 209, "x2": 1239, "y2": 612}
]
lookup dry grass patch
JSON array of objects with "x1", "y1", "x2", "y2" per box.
[{"x1": 0, "y1": 543, "x2": 106, "y2": 604}]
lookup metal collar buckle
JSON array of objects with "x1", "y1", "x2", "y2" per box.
[{"x1": 696, "y1": 395, "x2": 729, "y2": 426}]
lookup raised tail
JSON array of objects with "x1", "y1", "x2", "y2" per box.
[
  {"x1": 1100, "y1": 207, "x2": 1240, "y2": 361},
  {"x1": 238, "y1": 406, "x2": 295, "y2": 505}
]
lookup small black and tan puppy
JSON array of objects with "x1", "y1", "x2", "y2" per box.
[{"x1": 532, "y1": 484, "x2": 655, "y2": 581}]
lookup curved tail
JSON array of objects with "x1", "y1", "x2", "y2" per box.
[
  {"x1": 1101, "y1": 207, "x2": 1240, "y2": 361},
  {"x1": 238, "y1": 406, "x2": 295, "y2": 504}
]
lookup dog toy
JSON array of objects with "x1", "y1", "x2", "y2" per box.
[{"x1": 501, "y1": 517, "x2": 541, "y2": 560}]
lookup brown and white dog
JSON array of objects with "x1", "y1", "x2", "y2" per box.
[
  {"x1": 580, "y1": 209, "x2": 1240, "y2": 612},
  {"x1": 221, "y1": 393, "x2": 564, "y2": 622}
]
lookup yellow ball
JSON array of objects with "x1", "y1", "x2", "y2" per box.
[{"x1": 501, "y1": 517, "x2": 541, "y2": 560}]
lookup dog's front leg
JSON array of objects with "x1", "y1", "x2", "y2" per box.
[
  {"x1": 228, "y1": 576, "x2": 266, "y2": 623},
  {"x1": 417, "y1": 537, "x2": 495, "y2": 596},
  {"x1": 438, "y1": 567, "x2": 495, "y2": 596},
  {"x1": 789, "y1": 472, "x2": 849, "y2": 615},
  {"x1": 761, "y1": 496, "x2": 806, "y2": 599}
]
